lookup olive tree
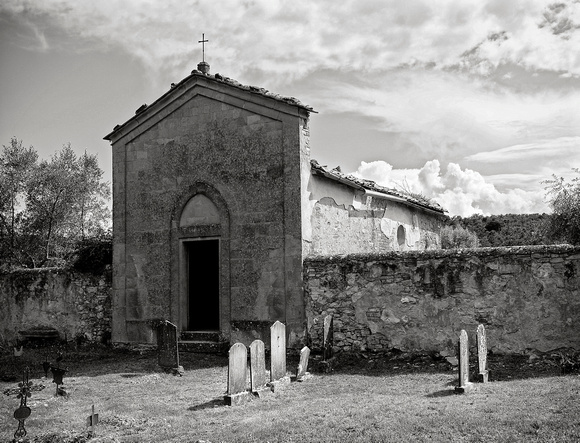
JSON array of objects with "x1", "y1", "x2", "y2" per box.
[
  {"x1": 1, "y1": 138, "x2": 110, "y2": 268},
  {"x1": 544, "y1": 169, "x2": 580, "y2": 245}
]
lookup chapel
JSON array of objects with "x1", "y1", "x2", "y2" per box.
[{"x1": 104, "y1": 59, "x2": 445, "y2": 349}]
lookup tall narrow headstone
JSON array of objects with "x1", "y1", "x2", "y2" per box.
[
  {"x1": 455, "y1": 329, "x2": 473, "y2": 394},
  {"x1": 250, "y1": 340, "x2": 270, "y2": 396},
  {"x1": 156, "y1": 321, "x2": 179, "y2": 371},
  {"x1": 225, "y1": 343, "x2": 250, "y2": 405},
  {"x1": 296, "y1": 346, "x2": 312, "y2": 382},
  {"x1": 323, "y1": 315, "x2": 333, "y2": 361},
  {"x1": 270, "y1": 321, "x2": 287, "y2": 382},
  {"x1": 476, "y1": 324, "x2": 489, "y2": 383}
]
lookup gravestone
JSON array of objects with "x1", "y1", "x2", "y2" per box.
[
  {"x1": 156, "y1": 321, "x2": 179, "y2": 371},
  {"x1": 476, "y1": 324, "x2": 489, "y2": 383},
  {"x1": 323, "y1": 315, "x2": 333, "y2": 361},
  {"x1": 250, "y1": 340, "x2": 271, "y2": 396},
  {"x1": 50, "y1": 366, "x2": 68, "y2": 396},
  {"x1": 225, "y1": 343, "x2": 250, "y2": 405},
  {"x1": 296, "y1": 346, "x2": 312, "y2": 382},
  {"x1": 270, "y1": 321, "x2": 287, "y2": 382},
  {"x1": 454, "y1": 329, "x2": 473, "y2": 394}
]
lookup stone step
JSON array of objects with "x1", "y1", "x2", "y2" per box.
[
  {"x1": 180, "y1": 331, "x2": 221, "y2": 342},
  {"x1": 179, "y1": 340, "x2": 229, "y2": 354}
]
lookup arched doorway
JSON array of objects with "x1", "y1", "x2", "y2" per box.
[{"x1": 179, "y1": 194, "x2": 222, "y2": 331}]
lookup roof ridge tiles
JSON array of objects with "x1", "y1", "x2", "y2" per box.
[{"x1": 310, "y1": 159, "x2": 445, "y2": 214}]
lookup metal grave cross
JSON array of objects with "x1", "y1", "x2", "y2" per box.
[
  {"x1": 13, "y1": 367, "x2": 32, "y2": 439},
  {"x1": 198, "y1": 33, "x2": 209, "y2": 62},
  {"x1": 86, "y1": 404, "x2": 99, "y2": 436}
]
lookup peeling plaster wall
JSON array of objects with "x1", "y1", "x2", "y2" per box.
[
  {"x1": 306, "y1": 174, "x2": 443, "y2": 255},
  {"x1": 0, "y1": 268, "x2": 112, "y2": 344},
  {"x1": 305, "y1": 245, "x2": 580, "y2": 354}
]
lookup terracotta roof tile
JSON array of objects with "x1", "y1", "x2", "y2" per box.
[{"x1": 310, "y1": 159, "x2": 446, "y2": 214}]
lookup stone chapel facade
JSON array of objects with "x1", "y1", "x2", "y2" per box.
[{"x1": 105, "y1": 62, "x2": 445, "y2": 348}]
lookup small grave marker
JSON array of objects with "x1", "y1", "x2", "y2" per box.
[
  {"x1": 225, "y1": 343, "x2": 250, "y2": 405},
  {"x1": 477, "y1": 324, "x2": 489, "y2": 383},
  {"x1": 296, "y1": 346, "x2": 312, "y2": 382},
  {"x1": 455, "y1": 329, "x2": 473, "y2": 394},
  {"x1": 86, "y1": 404, "x2": 99, "y2": 437},
  {"x1": 50, "y1": 365, "x2": 68, "y2": 396},
  {"x1": 156, "y1": 320, "x2": 180, "y2": 372},
  {"x1": 270, "y1": 321, "x2": 287, "y2": 382},
  {"x1": 250, "y1": 340, "x2": 272, "y2": 397},
  {"x1": 323, "y1": 315, "x2": 333, "y2": 361},
  {"x1": 13, "y1": 367, "x2": 32, "y2": 440},
  {"x1": 42, "y1": 356, "x2": 50, "y2": 378}
]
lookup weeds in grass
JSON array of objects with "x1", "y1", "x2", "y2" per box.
[{"x1": 1, "y1": 348, "x2": 579, "y2": 442}]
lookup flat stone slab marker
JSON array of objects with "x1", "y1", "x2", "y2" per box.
[
  {"x1": 225, "y1": 343, "x2": 251, "y2": 406},
  {"x1": 455, "y1": 329, "x2": 474, "y2": 394},
  {"x1": 477, "y1": 324, "x2": 489, "y2": 383},
  {"x1": 250, "y1": 339, "x2": 272, "y2": 397}
]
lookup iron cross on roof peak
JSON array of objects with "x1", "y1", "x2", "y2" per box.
[{"x1": 198, "y1": 33, "x2": 208, "y2": 62}]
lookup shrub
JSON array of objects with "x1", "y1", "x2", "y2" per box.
[
  {"x1": 544, "y1": 169, "x2": 580, "y2": 245},
  {"x1": 71, "y1": 233, "x2": 112, "y2": 274},
  {"x1": 440, "y1": 225, "x2": 479, "y2": 249}
]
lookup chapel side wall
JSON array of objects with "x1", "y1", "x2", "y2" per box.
[
  {"x1": 305, "y1": 245, "x2": 580, "y2": 354},
  {"x1": 110, "y1": 81, "x2": 308, "y2": 346},
  {"x1": 307, "y1": 175, "x2": 443, "y2": 255},
  {"x1": 112, "y1": 142, "x2": 128, "y2": 343},
  {"x1": 0, "y1": 268, "x2": 112, "y2": 345},
  {"x1": 283, "y1": 113, "x2": 310, "y2": 347}
]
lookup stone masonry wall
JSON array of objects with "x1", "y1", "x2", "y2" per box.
[
  {"x1": 110, "y1": 75, "x2": 309, "y2": 346},
  {"x1": 0, "y1": 268, "x2": 112, "y2": 344},
  {"x1": 305, "y1": 245, "x2": 580, "y2": 355}
]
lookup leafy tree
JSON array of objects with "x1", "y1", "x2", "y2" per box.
[
  {"x1": 440, "y1": 225, "x2": 480, "y2": 249},
  {"x1": 0, "y1": 137, "x2": 38, "y2": 266},
  {"x1": 75, "y1": 151, "x2": 111, "y2": 240},
  {"x1": 447, "y1": 213, "x2": 550, "y2": 246},
  {"x1": 544, "y1": 169, "x2": 580, "y2": 245},
  {"x1": 485, "y1": 220, "x2": 502, "y2": 232},
  {"x1": 24, "y1": 144, "x2": 111, "y2": 264},
  {"x1": 0, "y1": 139, "x2": 110, "y2": 269}
]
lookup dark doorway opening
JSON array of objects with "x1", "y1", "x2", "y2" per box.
[{"x1": 187, "y1": 239, "x2": 220, "y2": 331}]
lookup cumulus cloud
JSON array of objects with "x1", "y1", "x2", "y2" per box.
[
  {"x1": 2, "y1": 0, "x2": 579, "y2": 82},
  {"x1": 1, "y1": 0, "x2": 577, "y2": 215},
  {"x1": 354, "y1": 160, "x2": 549, "y2": 216},
  {"x1": 308, "y1": 66, "x2": 580, "y2": 173}
]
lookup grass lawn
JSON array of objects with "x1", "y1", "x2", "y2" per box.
[{"x1": 1, "y1": 347, "x2": 579, "y2": 442}]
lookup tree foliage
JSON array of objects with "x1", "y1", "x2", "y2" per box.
[
  {"x1": 544, "y1": 169, "x2": 580, "y2": 245},
  {"x1": 0, "y1": 138, "x2": 38, "y2": 265},
  {"x1": 446, "y1": 213, "x2": 551, "y2": 247},
  {"x1": 440, "y1": 225, "x2": 480, "y2": 249},
  {"x1": 0, "y1": 138, "x2": 111, "y2": 269}
]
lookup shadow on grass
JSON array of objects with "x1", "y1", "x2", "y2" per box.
[
  {"x1": 310, "y1": 352, "x2": 569, "y2": 383},
  {"x1": 188, "y1": 397, "x2": 225, "y2": 411},
  {"x1": 0, "y1": 347, "x2": 229, "y2": 380},
  {"x1": 425, "y1": 389, "x2": 457, "y2": 398}
]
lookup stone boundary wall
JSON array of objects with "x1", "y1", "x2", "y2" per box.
[
  {"x1": 0, "y1": 268, "x2": 112, "y2": 345},
  {"x1": 304, "y1": 245, "x2": 580, "y2": 355}
]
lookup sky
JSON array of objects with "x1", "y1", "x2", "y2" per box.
[{"x1": 1, "y1": 0, "x2": 579, "y2": 217}]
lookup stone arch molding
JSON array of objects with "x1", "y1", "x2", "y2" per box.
[
  {"x1": 180, "y1": 194, "x2": 220, "y2": 227},
  {"x1": 172, "y1": 182, "x2": 230, "y2": 233}
]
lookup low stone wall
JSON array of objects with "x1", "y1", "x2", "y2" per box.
[
  {"x1": 0, "y1": 268, "x2": 112, "y2": 345},
  {"x1": 304, "y1": 245, "x2": 580, "y2": 355}
]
